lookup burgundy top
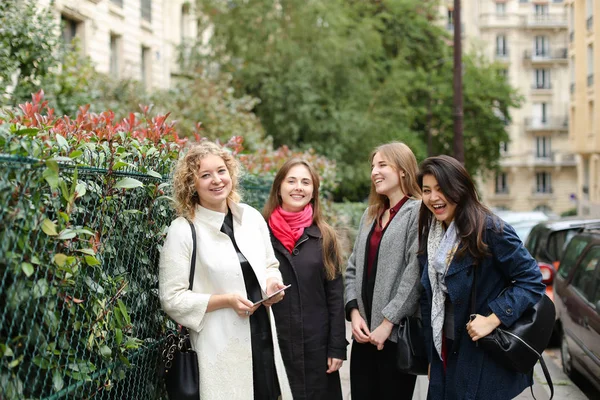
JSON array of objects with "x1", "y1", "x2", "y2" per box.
[{"x1": 366, "y1": 195, "x2": 410, "y2": 278}]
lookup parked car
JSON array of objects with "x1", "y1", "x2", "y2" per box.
[
  {"x1": 553, "y1": 227, "x2": 600, "y2": 391},
  {"x1": 525, "y1": 218, "x2": 600, "y2": 301},
  {"x1": 493, "y1": 210, "x2": 553, "y2": 242}
]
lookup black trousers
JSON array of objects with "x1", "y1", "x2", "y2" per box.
[{"x1": 350, "y1": 339, "x2": 417, "y2": 400}]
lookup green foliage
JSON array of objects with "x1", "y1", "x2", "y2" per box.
[
  {"x1": 195, "y1": 0, "x2": 521, "y2": 199},
  {"x1": 0, "y1": 92, "x2": 181, "y2": 398},
  {"x1": 0, "y1": 0, "x2": 60, "y2": 106},
  {"x1": 560, "y1": 208, "x2": 577, "y2": 217}
]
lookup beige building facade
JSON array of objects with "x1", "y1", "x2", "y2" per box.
[
  {"x1": 38, "y1": 0, "x2": 200, "y2": 90},
  {"x1": 440, "y1": 0, "x2": 577, "y2": 215},
  {"x1": 568, "y1": 0, "x2": 600, "y2": 217}
]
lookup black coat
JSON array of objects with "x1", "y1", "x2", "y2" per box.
[{"x1": 270, "y1": 224, "x2": 347, "y2": 400}]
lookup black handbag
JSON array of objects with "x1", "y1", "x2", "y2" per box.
[
  {"x1": 396, "y1": 316, "x2": 428, "y2": 375},
  {"x1": 162, "y1": 221, "x2": 200, "y2": 400},
  {"x1": 471, "y1": 267, "x2": 554, "y2": 399}
]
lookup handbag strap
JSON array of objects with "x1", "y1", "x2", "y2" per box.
[{"x1": 188, "y1": 220, "x2": 197, "y2": 290}]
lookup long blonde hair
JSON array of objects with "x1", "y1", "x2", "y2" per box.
[
  {"x1": 263, "y1": 159, "x2": 343, "y2": 280},
  {"x1": 173, "y1": 141, "x2": 241, "y2": 220},
  {"x1": 367, "y1": 142, "x2": 421, "y2": 223}
]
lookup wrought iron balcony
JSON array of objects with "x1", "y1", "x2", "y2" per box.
[
  {"x1": 531, "y1": 83, "x2": 552, "y2": 90},
  {"x1": 523, "y1": 48, "x2": 568, "y2": 62},
  {"x1": 524, "y1": 117, "x2": 568, "y2": 131},
  {"x1": 524, "y1": 14, "x2": 568, "y2": 29}
]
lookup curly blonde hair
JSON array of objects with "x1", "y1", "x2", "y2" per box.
[{"x1": 173, "y1": 141, "x2": 242, "y2": 220}]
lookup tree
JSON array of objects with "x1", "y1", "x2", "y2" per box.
[
  {"x1": 0, "y1": 0, "x2": 59, "y2": 106},
  {"x1": 195, "y1": 0, "x2": 521, "y2": 199}
]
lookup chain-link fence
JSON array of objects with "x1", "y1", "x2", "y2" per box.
[{"x1": 0, "y1": 150, "x2": 272, "y2": 399}]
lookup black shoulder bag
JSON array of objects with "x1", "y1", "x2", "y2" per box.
[
  {"x1": 396, "y1": 315, "x2": 428, "y2": 375},
  {"x1": 471, "y1": 267, "x2": 554, "y2": 399},
  {"x1": 162, "y1": 221, "x2": 200, "y2": 400}
]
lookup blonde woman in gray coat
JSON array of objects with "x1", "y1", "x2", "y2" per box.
[{"x1": 344, "y1": 142, "x2": 422, "y2": 400}]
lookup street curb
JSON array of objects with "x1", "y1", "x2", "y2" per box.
[{"x1": 533, "y1": 354, "x2": 588, "y2": 400}]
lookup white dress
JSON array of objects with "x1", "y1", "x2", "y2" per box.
[{"x1": 159, "y1": 201, "x2": 292, "y2": 400}]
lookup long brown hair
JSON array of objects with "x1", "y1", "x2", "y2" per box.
[
  {"x1": 263, "y1": 159, "x2": 343, "y2": 280},
  {"x1": 417, "y1": 155, "x2": 498, "y2": 262},
  {"x1": 367, "y1": 142, "x2": 422, "y2": 223},
  {"x1": 173, "y1": 141, "x2": 241, "y2": 221}
]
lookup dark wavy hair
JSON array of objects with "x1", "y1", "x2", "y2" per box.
[{"x1": 417, "y1": 155, "x2": 498, "y2": 263}]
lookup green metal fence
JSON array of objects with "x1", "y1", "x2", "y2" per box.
[{"x1": 0, "y1": 151, "x2": 272, "y2": 399}]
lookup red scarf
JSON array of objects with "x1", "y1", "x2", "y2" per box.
[{"x1": 268, "y1": 204, "x2": 314, "y2": 253}]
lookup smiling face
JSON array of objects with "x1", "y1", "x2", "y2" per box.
[
  {"x1": 371, "y1": 151, "x2": 404, "y2": 202},
  {"x1": 279, "y1": 164, "x2": 314, "y2": 213},
  {"x1": 194, "y1": 154, "x2": 232, "y2": 213},
  {"x1": 422, "y1": 174, "x2": 457, "y2": 227}
]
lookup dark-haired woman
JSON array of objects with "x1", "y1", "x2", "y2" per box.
[
  {"x1": 417, "y1": 155, "x2": 545, "y2": 400},
  {"x1": 264, "y1": 159, "x2": 347, "y2": 400}
]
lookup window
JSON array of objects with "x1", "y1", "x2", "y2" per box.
[
  {"x1": 181, "y1": 3, "x2": 191, "y2": 42},
  {"x1": 60, "y1": 15, "x2": 80, "y2": 48},
  {"x1": 588, "y1": 45, "x2": 594, "y2": 86},
  {"x1": 534, "y1": 4, "x2": 549, "y2": 16},
  {"x1": 499, "y1": 141, "x2": 509, "y2": 153},
  {"x1": 534, "y1": 36, "x2": 549, "y2": 57},
  {"x1": 559, "y1": 236, "x2": 591, "y2": 279},
  {"x1": 498, "y1": 68, "x2": 508, "y2": 78},
  {"x1": 587, "y1": 0, "x2": 594, "y2": 30},
  {"x1": 536, "y1": 172, "x2": 552, "y2": 193},
  {"x1": 110, "y1": 0, "x2": 123, "y2": 6},
  {"x1": 109, "y1": 34, "x2": 122, "y2": 78},
  {"x1": 571, "y1": 246, "x2": 600, "y2": 302},
  {"x1": 536, "y1": 136, "x2": 551, "y2": 158},
  {"x1": 532, "y1": 102, "x2": 548, "y2": 126},
  {"x1": 534, "y1": 69, "x2": 550, "y2": 89},
  {"x1": 141, "y1": 0, "x2": 152, "y2": 23},
  {"x1": 495, "y1": 172, "x2": 508, "y2": 194},
  {"x1": 589, "y1": 101, "x2": 595, "y2": 134},
  {"x1": 496, "y1": 35, "x2": 507, "y2": 56},
  {"x1": 447, "y1": 9, "x2": 454, "y2": 30},
  {"x1": 496, "y1": 2, "x2": 506, "y2": 15},
  {"x1": 141, "y1": 46, "x2": 152, "y2": 89}
]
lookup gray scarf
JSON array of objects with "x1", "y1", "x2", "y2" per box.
[{"x1": 427, "y1": 220, "x2": 460, "y2": 360}]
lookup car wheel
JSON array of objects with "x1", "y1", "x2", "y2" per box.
[{"x1": 560, "y1": 330, "x2": 573, "y2": 377}]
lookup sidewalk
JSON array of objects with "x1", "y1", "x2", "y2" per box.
[{"x1": 339, "y1": 322, "x2": 588, "y2": 399}]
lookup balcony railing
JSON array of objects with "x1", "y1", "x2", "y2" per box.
[
  {"x1": 532, "y1": 187, "x2": 553, "y2": 195},
  {"x1": 588, "y1": 74, "x2": 594, "y2": 87},
  {"x1": 524, "y1": 117, "x2": 569, "y2": 131},
  {"x1": 495, "y1": 49, "x2": 509, "y2": 59},
  {"x1": 588, "y1": 16, "x2": 594, "y2": 31},
  {"x1": 524, "y1": 14, "x2": 568, "y2": 28},
  {"x1": 531, "y1": 83, "x2": 552, "y2": 90},
  {"x1": 523, "y1": 48, "x2": 568, "y2": 62},
  {"x1": 494, "y1": 187, "x2": 510, "y2": 195}
]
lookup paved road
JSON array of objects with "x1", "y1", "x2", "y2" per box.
[{"x1": 339, "y1": 322, "x2": 590, "y2": 399}]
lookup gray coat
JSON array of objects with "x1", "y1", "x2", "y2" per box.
[{"x1": 344, "y1": 198, "x2": 422, "y2": 342}]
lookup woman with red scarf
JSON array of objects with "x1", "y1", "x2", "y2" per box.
[{"x1": 263, "y1": 159, "x2": 347, "y2": 400}]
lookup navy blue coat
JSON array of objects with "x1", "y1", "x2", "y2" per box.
[{"x1": 419, "y1": 218, "x2": 545, "y2": 400}]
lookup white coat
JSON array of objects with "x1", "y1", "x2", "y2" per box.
[{"x1": 159, "y1": 201, "x2": 292, "y2": 400}]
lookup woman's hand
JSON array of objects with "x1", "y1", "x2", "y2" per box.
[
  {"x1": 466, "y1": 313, "x2": 501, "y2": 341},
  {"x1": 228, "y1": 293, "x2": 258, "y2": 317},
  {"x1": 350, "y1": 309, "x2": 371, "y2": 343},
  {"x1": 369, "y1": 319, "x2": 393, "y2": 350},
  {"x1": 263, "y1": 278, "x2": 286, "y2": 307},
  {"x1": 326, "y1": 357, "x2": 343, "y2": 374}
]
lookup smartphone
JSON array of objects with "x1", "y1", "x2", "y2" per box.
[{"x1": 253, "y1": 284, "x2": 291, "y2": 306}]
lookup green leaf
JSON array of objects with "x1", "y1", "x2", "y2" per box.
[
  {"x1": 99, "y1": 345, "x2": 112, "y2": 358},
  {"x1": 69, "y1": 150, "x2": 83, "y2": 158},
  {"x1": 75, "y1": 228, "x2": 95, "y2": 236},
  {"x1": 56, "y1": 134, "x2": 68, "y2": 148},
  {"x1": 84, "y1": 255, "x2": 100, "y2": 266},
  {"x1": 114, "y1": 177, "x2": 144, "y2": 189},
  {"x1": 21, "y1": 262, "x2": 34, "y2": 277},
  {"x1": 8, "y1": 355, "x2": 24, "y2": 369},
  {"x1": 58, "y1": 212, "x2": 70, "y2": 224},
  {"x1": 43, "y1": 165, "x2": 59, "y2": 189},
  {"x1": 0, "y1": 344, "x2": 14, "y2": 358},
  {"x1": 54, "y1": 253, "x2": 68, "y2": 267},
  {"x1": 17, "y1": 128, "x2": 39, "y2": 136},
  {"x1": 33, "y1": 279, "x2": 49, "y2": 299},
  {"x1": 52, "y1": 369, "x2": 64, "y2": 392},
  {"x1": 117, "y1": 299, "x2": 131, "y2": 325},
  {"x1": 76, "y1": 248, "x2": 96, "y2": 256},
  {"x1": 115, "y1": 328, "x2": 123, "y2": 345},
  {"x1": 75, "y1": 182, "x2": 87, "y2": 198},
  {"x1": 57, "y1": 229, "x2": 76, "y2": 240},
  {"x1": 41, "y1": 219, "x2": 58, "y2": 236},
  {"x1": 31, "y1": 256, "x2": 41, "y2": 264},
  {"x1": 146, "y1": 169, "x2": 162, "y2": 178}
]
